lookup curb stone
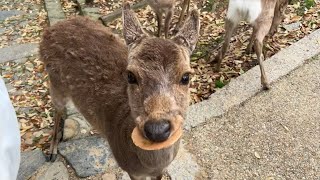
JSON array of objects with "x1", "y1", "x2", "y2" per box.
[{"x1": 185, "y1": 28, "x2": 320, "y2": 130}]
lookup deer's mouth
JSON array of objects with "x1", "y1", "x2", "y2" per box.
[{"x1": 132, "y1": 115, "x2": 183, "y2": 150}]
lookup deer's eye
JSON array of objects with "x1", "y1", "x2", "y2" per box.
[
  {"x1": 127, "y1": 72, "x2": 138, "y2": 84},
  {"x1": 180, "y1": 73, "x2": 190, "y2": 85}
]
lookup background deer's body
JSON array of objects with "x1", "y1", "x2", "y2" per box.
[
  {"x1": 214, "y1": 0, "x2": 289, "y2": 89},
  {"x1": 40, "y1": 3, "x2": 200, "y2": 179},
  {"x1": 147, "y1": 0, "x2": 190, "y2": 38}
]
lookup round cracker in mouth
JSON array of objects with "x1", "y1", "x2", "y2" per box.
[{"x1": 131, "y1": 127, "x2": 182, "y2": 150}]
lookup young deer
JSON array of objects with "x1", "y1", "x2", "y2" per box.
[
  {"x1": 39, "y1": 2, "x2": 200, "y2": 179},
  {"x1": 147, "y1": 0, "x2": 190, "y2": 38},
  {"x1": 213, "y1": 0, "x2": 289, "y2": 90}
]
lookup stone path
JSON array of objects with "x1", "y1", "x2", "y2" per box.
[
  {"x1": 1, "y1": 0, "x2": 320, "y2": 179},
  {"x1": 0, "y1": 43, "x2": 38, "y2": 63}
]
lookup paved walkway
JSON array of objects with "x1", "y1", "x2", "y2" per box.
[{"x1": 185, "y1": 55, "x2": 320, "y2": 179}]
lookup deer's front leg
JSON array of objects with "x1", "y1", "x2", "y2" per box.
[{"x1": 47, "y1": 108, "x2": 66, "y2": 162}]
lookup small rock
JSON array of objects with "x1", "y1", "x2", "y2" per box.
[
  {"x1": 63, "y1": 118, "x2": 80, "y2": 140},
  {"x1": 58, "y1": 136, "x2": 111, "y2": 177},
  {"x1": 102, "y1": 173, "x2": 117, "y2": 180},
  {"x1": 36, "y1": 162, "x2": 69, "y2": 180},
  {"x1": 254, "y1": 151, "x2": 261, "y2": 159},
  {"x1": 121, "y1": 173, "x2": 131, "y2": 180},
  {"x1": 17, "y1": 149, "x2": 46, "y2": 180},
  {"x1": 283, "y1": 22, "x2": 301, "y2": 31}
]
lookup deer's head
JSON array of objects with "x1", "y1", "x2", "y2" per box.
[{"x1": 122, "y1": 3, "x2": 200, "y2": 143}]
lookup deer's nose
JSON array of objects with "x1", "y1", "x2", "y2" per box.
[{"x1": 144, "y1": 120, "x2": 171, "y2": 142}]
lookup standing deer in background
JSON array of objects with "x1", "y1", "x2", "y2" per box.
[
  {"x1": 40, "y1": 2, "x2": 200, "y2": 179},
  {"x1": 213, "y1": 0, "x2": 289, "y2": 90},
  {"x1": 147, "y1": 0, "x2": 190, "y2": 38}
]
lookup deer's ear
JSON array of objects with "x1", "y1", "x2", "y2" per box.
[
  {"x1": 172, "y1": 9, "x2": 200, "y2": 55},
  {"x1": 122, "y1": 2, "x2": 147, "y2": 48}
]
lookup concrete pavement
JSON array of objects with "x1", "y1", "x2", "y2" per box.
[{"x1": 185, "y1": 55, "x2": 320, "y2": 179}]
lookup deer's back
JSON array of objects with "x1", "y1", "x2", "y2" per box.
[
  {"x1": 39, "y1": 17, "x2": 129, "y2": 135},
  {"x1": 227, "y1": 0, "x2": 279, "y2": 24}
]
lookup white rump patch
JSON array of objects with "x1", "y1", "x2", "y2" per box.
[{"x1": 227, "y1": 0, "x2": 262, "y2": 24}]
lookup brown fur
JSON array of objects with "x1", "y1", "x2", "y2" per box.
[
  {"x1": 40, "y1": 3, "x2": 200, "y2": 179},
  {"x1": 213, "y1": 0, "x2": 289, "y2": 90},
  {"x1": 147, "y1": 0, "x2": 190, "y2": 38}
]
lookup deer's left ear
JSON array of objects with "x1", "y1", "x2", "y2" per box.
[
  {"x1": 172, "y1": 9, "x2": 200, "y2": 55},
  {"x1": 122, "y1": 2, "x2": 147, "y2": 48}
]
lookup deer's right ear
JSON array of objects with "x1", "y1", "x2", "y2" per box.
[
  {"x1": 122, "y1": 2, "x2": 146, "y2": 48},
  {"x1": 172, "y1": 9, "x2": 200, "y2": 55}
]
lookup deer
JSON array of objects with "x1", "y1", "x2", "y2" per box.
[
  {"x1": 147, "y1": 0, "x2": 190, "y2": 38},
  {"x1": 212, "y1": 0, "x2": 289, "y2": 90},
  {"x1": 39, "y1": 2, "x2": 200, "y2": 179}
]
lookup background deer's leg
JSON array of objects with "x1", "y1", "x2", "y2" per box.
[
  {"x1": 213, "y1": 19, "x2": 238, "y2": 72},
  {"x1": 269, "y1": 1, "x2": 288, "y2": 36},
  {"x1": 246, "y1": 28, "x2": 256, "y2": 54},
  {"x1": 176, "y1": 0, "x2": 190, "y2": 30},
  {"x1": 164, "y1": 8, "x2": 173, "y2": 38},
  {"x1": 156, "y1": 11, "x2": 163, "y2": 37}
]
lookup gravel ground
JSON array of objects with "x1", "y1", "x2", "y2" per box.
[{"x1": 185, "y1": 55, "x2": 320, "y2": 179}]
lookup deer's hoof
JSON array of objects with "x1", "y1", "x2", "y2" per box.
[
  {"x1": 245, "y1": 47, "x2": 253, "y2": 55},
  {"x1": 262, "y1": 83, "x2": 270, "y2": 90},
  {"x1": 63, "y1": 118, "x2": 80, "y2": 141},
  {"x1": 214, "y1": 63, "x2": 221, "y2": 73},
  {"x1": 46, "y1": 153, "x2": 58, "y2": 162}
]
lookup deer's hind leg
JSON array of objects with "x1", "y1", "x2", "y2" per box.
[
  {"x1": 252, "y1": 19, "x2": 273, "y2": 90},
  {"x1": 47, "y1": 80, "x2": 67, "y2": 162},
  {"x1": 213, "y1": 18, "x2": 238, "y2": 72}
]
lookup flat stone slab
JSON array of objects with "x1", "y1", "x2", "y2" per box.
[
  {"x1": 58, "y1": 136, "x2": 110, "y2": 177},
  {"x1": 0, "y1": 43, "x2": 38, "y2": 63},
  {"x1": 185, "y1": 28, "x2": 320, "y2": 130},
  {"x1": 0, "y1": 10, "x2": 24, "y2": 21},
  {"x1": 17, "y1": 149, "x2": 46, "y2": 180},
  {"x1": 44, "y1": 0, "x2": 65, "y2": 26},
  {"x1": 36, "y1": 161, "x2": 69, "y2": 180}
]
